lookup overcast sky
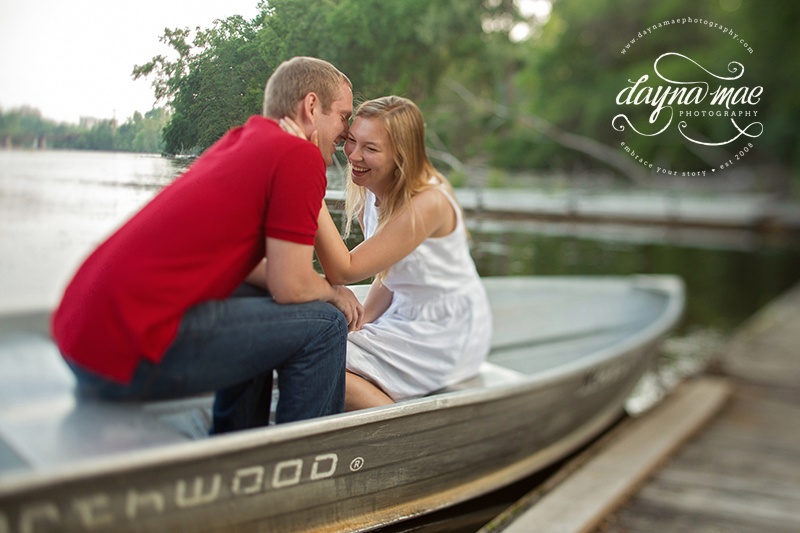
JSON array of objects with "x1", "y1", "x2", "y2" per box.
[{"x1": 0, "y1": 0, "x2": 261, "y2": 124}]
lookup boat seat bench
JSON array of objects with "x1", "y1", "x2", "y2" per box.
[
  {"x1": 0, "y1": 328, "x2": 200, "y2": 474},
  {"x1": 433, "y1": 362, "x2": 525, "y2": 393}
]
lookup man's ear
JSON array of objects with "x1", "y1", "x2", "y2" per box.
[
  {"x1": 299, "y1": 92, "x2": 319, "y2": 125},
  {"x1": 290, "y1": 93, "x2": 319, "y2": 142}
]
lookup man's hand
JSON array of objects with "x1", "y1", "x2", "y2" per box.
[{"x1": 328, "y1": 285, "x2": 364, "y2": 332}]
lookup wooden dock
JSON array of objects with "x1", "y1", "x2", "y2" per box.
[{"x1": 483, "y1": 280, "x2": 800, "y2": 533}]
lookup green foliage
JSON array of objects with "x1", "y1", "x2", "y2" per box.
[
  {"x1": 123, "y1": 0, "x2": 797, "y2": 190},
  {"x1": 134, "y1": 0, "x2": 522, "y2": 156},
  {"x1": 116, "y1": 109, "x2": 171, "y2": 153},
  {"x1": 133, "y1": 15, "x2": 268, "y2": 155},
  {"x1": 487, "y1": 168, "x2": 509, "y2": 188},
  {"x1": 502, "y1": 0, "x2": 800, "y2": 183}
]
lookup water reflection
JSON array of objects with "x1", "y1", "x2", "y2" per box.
[{"x1": 464, "y1": 224, "x2": 800, "y2": 333}]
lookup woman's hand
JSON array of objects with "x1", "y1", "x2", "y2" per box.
[
  {"x1": 280, "y1": 117, "x2": 318, "y2": 147},
  {"x1": 328, "y1": 285, "x2": 365, "y2": 332}
]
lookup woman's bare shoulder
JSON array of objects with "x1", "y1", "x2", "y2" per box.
[
  {"x1": 409, "y1": 185, "x2": 456, "y2": 236},
  {"x1": 410, "y1": 185, "x2": 450, "y2": 209}
]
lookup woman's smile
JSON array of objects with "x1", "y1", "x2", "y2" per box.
[{"x1": 351, "y1": 165, "x2": 370, "y2": 177}]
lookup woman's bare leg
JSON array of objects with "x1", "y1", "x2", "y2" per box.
[{"x1": 345, "y1": 372, "x2": 394, "y2": 411}]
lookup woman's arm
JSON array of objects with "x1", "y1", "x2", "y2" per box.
[
  {"x1": 316, "y1": 189, "x2": 453, "y2": 285},
  {"x1": 362, "y1": 279, "x2": 393, "y2": 324},
  {"x1": 266, "y1": 237, "x2": 364, "y2": 330}
]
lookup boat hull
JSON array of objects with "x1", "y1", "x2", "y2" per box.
[{"x1": 0, "y1": 276, "x2": 683, "y2": 532}]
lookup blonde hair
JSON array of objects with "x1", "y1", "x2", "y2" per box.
[
  {"x1": 343, "y1": 96, "x2": 457, "y2": 241},
  {"x1": 263, "y1": 57, "x2": 351, "y2": 119}
]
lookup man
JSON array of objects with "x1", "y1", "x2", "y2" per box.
[{"x1": 51, "y1": 57, "x2": 362, "y2": 433}]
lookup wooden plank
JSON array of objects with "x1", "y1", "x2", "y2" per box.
[
  {"x1": 722, "y1": 280, "x2": 800, "y2": 388},
  {"x1": 600, "y1": 382, "x2": 800, "y2": 533},
  {"x1": 487, "y1": 376, "x2": 731, "y2": 533}
]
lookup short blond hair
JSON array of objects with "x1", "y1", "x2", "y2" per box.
[{"x1": 263, "y1": 57, "x2": 351, "y2": 119}]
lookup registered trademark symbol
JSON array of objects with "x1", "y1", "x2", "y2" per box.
[{"x1": 350, "y1": 457, "x2": 365, "y2": 471}]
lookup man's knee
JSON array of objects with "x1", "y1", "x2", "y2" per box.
[
  {"x1": 301, "y1": 300, "x2": 348, "y2": 340},
  {"x1": 324, "y1": 303, "x2": 349, "y2": 340}
]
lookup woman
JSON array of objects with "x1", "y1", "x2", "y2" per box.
[{"x1": 283, "y1": 96, "x2": 492, "y2": 411}]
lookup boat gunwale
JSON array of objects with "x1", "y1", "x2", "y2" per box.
[{"x1": 0, "y1": 275, "x2": 684, "y2": 497}]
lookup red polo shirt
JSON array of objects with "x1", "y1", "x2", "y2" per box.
[{"x1": 52, "y1": 116, "x2": 326, "y2": 382}]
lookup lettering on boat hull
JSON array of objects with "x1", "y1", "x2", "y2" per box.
[{"x1": 0, "y1": 451, "x2": 363, "y2": 532}]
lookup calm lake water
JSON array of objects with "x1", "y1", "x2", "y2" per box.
[
  {"x1": 2, "y1": 149, "x2": 798, "y2": 337},
  {"x1": 0, "y1": 150, "x2": 184, "y2": 313}
]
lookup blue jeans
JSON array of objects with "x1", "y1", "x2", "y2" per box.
[{"x1": 68, "y1": 285, "x2": 347, "y2": 432}]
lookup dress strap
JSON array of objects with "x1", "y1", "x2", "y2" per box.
[{"x1": 433, "y1": 183, "x2": 463, "y2": 229}]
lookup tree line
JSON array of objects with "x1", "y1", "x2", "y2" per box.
[
  {"x1": 0, "y1": 107, "x2": 169, "y2": 153},
  {"x1": 132, "y1": 0, "x2": 797, "y2": 190},
  {"x1": 9, "y1": 0, "x2": 797, "y2": 190}
]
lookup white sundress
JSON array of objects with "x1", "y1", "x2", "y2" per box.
[{"x1": 346, "y1": 187, "x2": 493, "y2": 401}]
